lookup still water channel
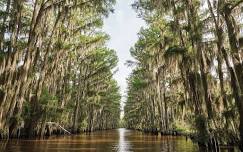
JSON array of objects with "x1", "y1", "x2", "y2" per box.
[{"x1": 0, "y1": 128, "x2": 238, "y2": 152}]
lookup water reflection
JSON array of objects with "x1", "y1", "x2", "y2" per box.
[
  {"x1": 0, "y1": 128, "x2": 239, "y2": 152},
  {"x1": 113, "y1": 128, "x2": 131, "y2": 152}
]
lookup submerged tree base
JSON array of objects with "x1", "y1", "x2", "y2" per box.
[
  {"x1": 127, "y1": 127, "x2": 240, "y2": 151},
  {"x1": 0, "y1": 126, "x2": 119, "y2": 140}
]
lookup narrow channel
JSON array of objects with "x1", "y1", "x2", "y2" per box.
[{"x1": 0, "y1": 128, "x2": 204, "y2": 152}]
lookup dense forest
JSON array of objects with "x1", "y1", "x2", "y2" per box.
[
  {"x1": 0, "y1": 0, "x2": 121, "y2": 138},
  {"x1": 1, "y1": 0, "x2": 243, "y2": 151},
  {"x1": 124, "y1": 0, "x2": 243, "y2": 150}
]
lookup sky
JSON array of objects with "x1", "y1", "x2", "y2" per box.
[{"x1": 103, "y1": 0, "x2": 145, "y2": 115}]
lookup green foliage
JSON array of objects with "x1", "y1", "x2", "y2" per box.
[
  {"x1": 125, "y1": 0, "x2": 242, "y2": 148},
  {"x1": 0, "y1": 51, "x2": 6, "y2": 61},
  {"x1": 22, "y1": 101, "x2": 31, "y2": 120},
  {"x1": 164, "y1": 46, "x2": 186, "y2": 57},
  {"x1": 172, "y1": 120, "x2": 192, "y2": 134},
  {"x1": 0, "y1": 0, "x2": 121, "y2": 138},
  {"x1": 131, "y1": 77, "x2": 147, "y2": 90},
  {"x1": 194, "y1": 115, "x2": 210, "y2": 144},
  {"x1": 40, "y1": 88, "x2": 58, "y2": 106}
]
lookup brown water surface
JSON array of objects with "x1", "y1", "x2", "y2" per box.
[{"x1": 0, "y1": 128, "x2": 238, "y2": 152}]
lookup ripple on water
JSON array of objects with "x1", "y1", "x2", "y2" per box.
[{"x1": 0, "y1": 128, "x2": 238, "y2": 152}]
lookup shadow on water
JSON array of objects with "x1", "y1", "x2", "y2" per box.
[{"x1": 0, "y1": 128, "x2": 239, "y2": 152}]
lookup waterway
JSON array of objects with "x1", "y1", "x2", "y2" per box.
[{"x1": 0, "y1": 128, "x2": 237, "y2": 152}]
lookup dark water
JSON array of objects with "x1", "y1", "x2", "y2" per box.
[{"x1": 0, "y1": 128, "x2": 238, "y2": 152}]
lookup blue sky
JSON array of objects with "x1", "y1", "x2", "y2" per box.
[{"x1": 103, "y1": 0, "x2": 145, "y2": 113}]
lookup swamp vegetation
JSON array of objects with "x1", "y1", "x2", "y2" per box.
[
  {"x1": 0, "y1": 0, "x2": 120, "y2": 138},
  {"x1": 1, "y1": 0, "x2": 243, "y2": 151},
  {"x1": 124, "y1": 0, "x2": 243, "y2": 151}
]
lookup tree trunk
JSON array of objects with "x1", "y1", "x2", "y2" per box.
[{"x1": 223, "y1": 5, "x2": 243, "y2": 149}]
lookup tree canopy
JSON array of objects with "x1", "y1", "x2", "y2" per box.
[
  {"x1": 124, "y1": 0, "x2": 243, "y2": 150},
  {"x1": 0, "y1": 0, "x2": 121, "y2": 138}
]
